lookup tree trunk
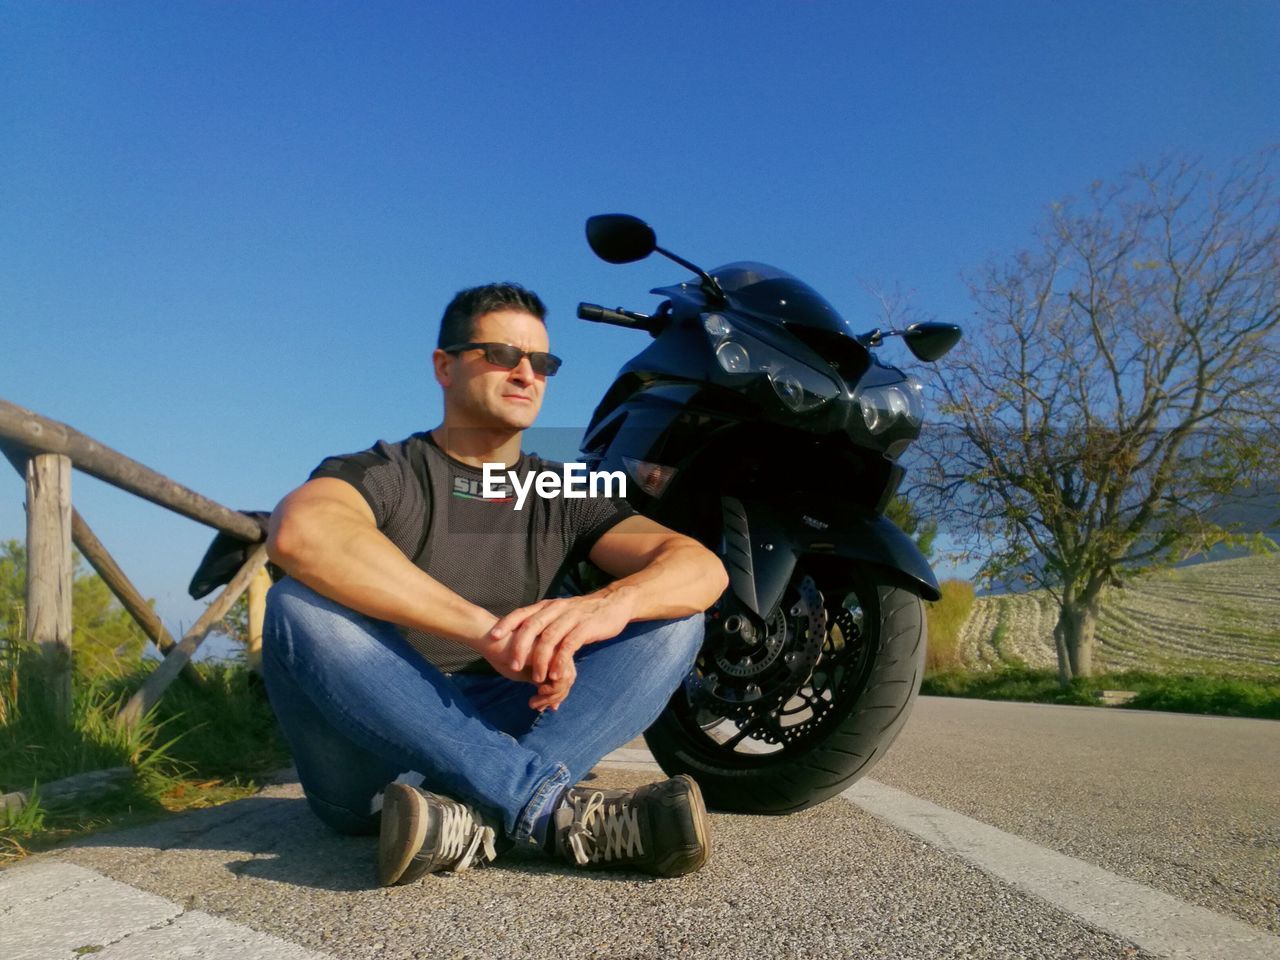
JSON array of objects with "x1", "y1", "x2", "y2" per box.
[
  {"x1": 1053, "y1": 587, "x2": 1102, "y2": 683},
  {"x1": 1052, "y1": 617, "x2": 1072, "y2": 685}
]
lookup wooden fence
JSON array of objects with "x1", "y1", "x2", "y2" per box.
[{"x1": 0, "y1": 396, "x2": 271, "y2": 727}]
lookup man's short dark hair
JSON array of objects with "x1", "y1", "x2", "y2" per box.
[{"x1": 438, "y1": 283, "x2": 547, "y2": 348}]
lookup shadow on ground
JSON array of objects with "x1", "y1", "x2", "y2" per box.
[{"x1": 56, "y1": 774, "x2": 658, "y2": 894}]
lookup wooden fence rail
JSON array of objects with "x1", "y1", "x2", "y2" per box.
[
  {"x1": 116, "y1": 545, "x2": 268, "y2": 727},
  {"x1": 0, "y1": 396, "x2": 268, "y2": 726},
  {"x1": 0, "y1": 398, "x2": 262, "y2": 541}
]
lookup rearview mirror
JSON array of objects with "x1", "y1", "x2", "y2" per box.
[
  {"x1": 586, "y1": 214, "x2": 657, "y2": 264},
  {"x1": 903, "y1": 322, "x2": 962, "y2": 362}
]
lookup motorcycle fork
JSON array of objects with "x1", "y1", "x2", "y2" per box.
[{"x1": 719, "y1": 496, "x2": 798, "y2": 623}]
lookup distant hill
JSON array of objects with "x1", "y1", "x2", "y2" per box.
[
  {"x1": 957, "y1": 552, "x2": 1280, "y2": 679},
  {"x1": 1190, "y1": 482, "x2": 1280, "y2": 563},
  {"x1": 977, "y1": 483, "x2": 1279, "y2": 596}
]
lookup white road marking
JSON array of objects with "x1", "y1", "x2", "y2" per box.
[
  {"x1": 0, "y1": 862, "x2": 327, "y2": 960},
  {"x1": 600, "y1": 746, "x2": 1280, "y2": 960}
]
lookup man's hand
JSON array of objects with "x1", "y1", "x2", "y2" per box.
[
  {"x1": 487, "y1": 591, "x2": 636, "y2": 686},
  {"x1": 528, "y1": 652, "x2": 576, "y2": 712},
  {"x1": 480, "y1": 623, "x2": 580, "y2": 711}
]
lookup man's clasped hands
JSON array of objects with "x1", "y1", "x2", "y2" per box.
[{"x1": 480, "y1": 590, "x2": 637, "y2": 712}]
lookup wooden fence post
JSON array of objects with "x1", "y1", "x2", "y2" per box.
[
  {"x1": 1, "y1": 441, "x2": 202, "y2": 687},
  {"x1": 1, "y1": 398, "x2": 273, "y2": 722},
  {"x1": 246, "y1": 566, "x2": 271, "y2": 673},
  {"x1": 26, "y1": 453, "x2": 74, "y2": 723}
]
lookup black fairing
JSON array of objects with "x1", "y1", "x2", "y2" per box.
[
  {"x1": 582, "y1": 400, "x2": 941, "y2": 612},
  {"x1": 580, "y1": 259, "x2": 941, "y2": 617},
  {"x1": 722, "y1": 498, "x2": 941, "y2": 615}
]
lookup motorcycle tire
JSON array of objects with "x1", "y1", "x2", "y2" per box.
[{"x1": 643, "y1": 562, "x2": 926, "y2": 814}]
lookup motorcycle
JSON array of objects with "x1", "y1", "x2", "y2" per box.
[
  {"x1": 188, "y1": 213, "x2": 960, "y2": 816},
  {"x1": 574, "y1": 214, "x2": 961, "y2": 813}
]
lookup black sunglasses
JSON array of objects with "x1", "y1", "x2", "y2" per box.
[{"x1": 442, "y1": 342, "x2": 563, "y2": 376}]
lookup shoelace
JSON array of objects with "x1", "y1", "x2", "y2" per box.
[
  {"x1": 437, "y1": 800, "x2": 497, "y2": 872},
  {"x1": 565, "y1": 791, "x2": 643, "y2": 866}
]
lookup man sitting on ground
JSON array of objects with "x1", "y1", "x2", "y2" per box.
[{"x1": 262, "y1": 282, "x2": 728, "y2": 883}]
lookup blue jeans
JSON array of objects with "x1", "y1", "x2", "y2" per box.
[{"x1": 261, "y1": 577, "x2": 703, "y2": 845}]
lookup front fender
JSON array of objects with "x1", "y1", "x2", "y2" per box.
[{"x1": 720, "y1": 497, "x2": 940, "y2": 618}]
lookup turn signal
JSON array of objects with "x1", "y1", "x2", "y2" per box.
[{"x1": 622, "y1": 457, "x2": 678, "y2": 497}]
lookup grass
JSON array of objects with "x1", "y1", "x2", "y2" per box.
[
  {"x1": 924, "y1": 579, "x2": 975, "y2": 672},
  {"x1": 1, "y1": 655, "x2": 289, "y2": 863},
  {"x1": 1121, "y1": 672, "x2": 1280, "y2": 718},
  {"x1": 921, "y1": 665, "x2": 1280, "y2": 720}
]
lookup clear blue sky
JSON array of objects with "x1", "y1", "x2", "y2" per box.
[{"x1": 2, "y1": 2, "x2": 1277, "y2": 649}]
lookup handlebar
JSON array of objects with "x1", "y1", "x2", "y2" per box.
[{"x1": 578, "y1": 302, "x2": 654, "y2": 329}]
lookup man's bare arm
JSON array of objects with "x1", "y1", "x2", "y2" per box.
[
  {"x1": 268, "y1": 478, "x2": 496, "y2": 643},
  {"x1": 587, "y1": 515, "x2": 730, "y2": 621},
  {"x1": 268, "y1": 478, "x2": 575, "y2": 703},
  {"x1": 491, "y1": 515, "x2": 728, "y2": 687}
]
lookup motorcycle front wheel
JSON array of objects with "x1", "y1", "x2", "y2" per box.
[{"x1": 643, "y1": 561, "x2": 926, "y2": 813}]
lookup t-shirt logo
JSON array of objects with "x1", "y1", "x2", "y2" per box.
[{"x1": 453, "y1": 475, "x2": 513, "y2": 503}]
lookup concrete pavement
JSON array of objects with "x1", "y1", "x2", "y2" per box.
[{"x1": 2, "y1": 697, "x2": 1277, "y2": 959}]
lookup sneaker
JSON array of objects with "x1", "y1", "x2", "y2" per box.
[
  {"x1": 377, "y1": 782, "x2": 499, "y2": 886},
  {"x1": 550, "y1": 774, "x2": 711, "y2": 877}
]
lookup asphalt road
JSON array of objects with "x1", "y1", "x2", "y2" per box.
[
  {"x1": 2, "y1": 697, "x2": 1277, "y2": 959},
  {"x1": 871, "y1": 697, "x2": 1280, "y2": 935}
]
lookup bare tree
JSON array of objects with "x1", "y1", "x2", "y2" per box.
[{"x1": 922, "y1": 153, "x2": 1280, "y2": 682}]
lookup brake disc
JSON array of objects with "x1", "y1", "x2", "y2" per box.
[
  {"x1": 784, "y1": 575, "x2": 827, "y2": 687},
  {"x1": 694, "y1": 575, "x2": 827, "y2": 719},
  {"x1": 749, "y1": 577, "x2": 830, "y2": 745}
]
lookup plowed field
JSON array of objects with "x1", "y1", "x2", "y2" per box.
[{"x1": 956, "y1": 553, "x2": 1280, "y2": 679}]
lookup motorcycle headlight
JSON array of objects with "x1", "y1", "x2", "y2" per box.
[
  {"x1": 706, "y1": 314, "x2": 840, "y2": 413},
  {"x1": 858, "y1": 378, "x2": 925, "y2": 434},
  {"x1": 767, "y1": 364, "x2": 835, "y2": 413},
  {"x1": 715, "y1": 340, "x2": 751, "y2": 373},
  {"x1": 703, "y1": 313, "x2": 734, "y2": 339}
]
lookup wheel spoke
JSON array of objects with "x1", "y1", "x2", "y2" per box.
[{"x1": 720, "y1": 718, "x2": 764, "y2": 751}]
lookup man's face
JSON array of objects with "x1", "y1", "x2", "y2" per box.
[{"x1": 436, "y1": 309, "x2": 550, "y2": 431}]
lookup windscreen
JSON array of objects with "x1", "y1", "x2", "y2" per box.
[{"x1": 711, "y1": 261, "x2": 850, "y2": 335}]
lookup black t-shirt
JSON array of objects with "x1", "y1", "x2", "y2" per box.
[{"x1": 309, "y1": 432, "x2": 636, "y2": 673}]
